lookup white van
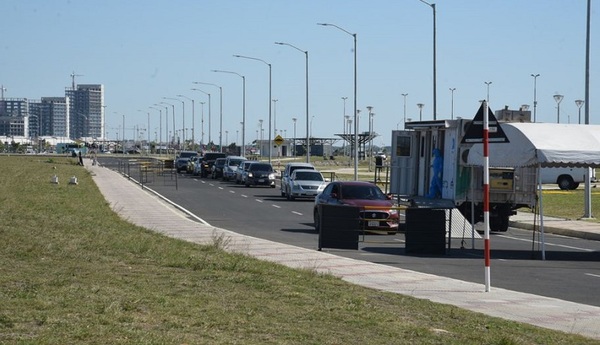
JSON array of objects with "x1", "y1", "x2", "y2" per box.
[{"x1": 540, "y1": 167, "x2": 596, "y2": 190}]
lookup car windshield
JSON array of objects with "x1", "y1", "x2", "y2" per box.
[
  {"x1": 340, "y1": 185, "x2": 385, "y2": 200},
  {"x1": 229, "y1": 159, "x2": 244, "y2": 166},
  {"x1": 250, "y1": 164, "x2": 272, "y2": 172},
  {"x1": 295, "y1": 171, "x2": 323, "y2": 181}
]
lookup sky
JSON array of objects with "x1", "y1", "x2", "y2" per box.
[{"x1": 1, "y1": 0, "x2": 597, "y2": 148}]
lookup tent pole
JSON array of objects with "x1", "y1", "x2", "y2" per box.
[{"x1": 538, "y1": 163, "x2": 546, "y2": 260}]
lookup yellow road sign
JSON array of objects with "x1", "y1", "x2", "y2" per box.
[{"x1": 274, "y1": 134, "x2": 284, "y2": 146}]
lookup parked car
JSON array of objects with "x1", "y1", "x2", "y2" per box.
[
  {"x1": 284, "y1": 169, "x2": 327, "y2": 201},
  {"x1": 200, "y1": 152, "x2": 227, "y2": 177},
  {"x1": 313, "y1": 181, "x2": 399, "y2": 234},
  {"x1": 280, "y1": 162, "x2": 315, "y2": 197},
  {"x1": 176, "y1": 151, "x2": 198, "y2": 173},
  {"x1": 222, "y1": 156, "x2": 246, "y2": 181},
  {"x1": 245, "y1": 162, "x2": 276, "y2": 187},
  {"x1": 188, "y1": 155, "x2": 202, "y2": 175},
  {"x1": 540, "y1": 167, "x2": 596, "y2": 190},
  {"x1": 192, "y1": 156, "x2": 204, "y2": 176},
  {"x1": 235, "y1": 160, "x2": 252, "y2": 184},
  {"x1": 211, "y1": 157, "x2": 227, "y2": 179}
]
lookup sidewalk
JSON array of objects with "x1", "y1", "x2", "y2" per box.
[{"x1": 86, "y1": 162, "x2": 600, "y2": 340}]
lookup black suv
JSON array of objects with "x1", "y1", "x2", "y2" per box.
[
  {"x1": 211, "y1": 158, "x2": 227, "y2": 179},
  {"x1": 200, "y1": 152, "x2": 227, "y2": 178},
  {"x1": 176, "y1": 151, "x2": 198, "y2": 173}
]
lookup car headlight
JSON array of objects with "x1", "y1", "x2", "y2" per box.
[
  {"x1": 268, "y1": 173, "x2": 275, "y2": 179},
  {"x1": 248, "y1": 172, "x2": 254, "y2": 178}
]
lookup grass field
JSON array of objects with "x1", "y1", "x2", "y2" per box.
[{"x1": 1, "y1": 155, "x2": 599, "y2": 344}]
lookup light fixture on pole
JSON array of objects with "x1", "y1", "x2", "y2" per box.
[
  {"x1": 419, "y1": 0, "x2": 437, "y2": 120},
  {"x1": 193, "y1": 82, "x2": 222, "y2": 152},
  {"x1": 212, "y1": 70, "x2": 246, "y2": 156},
  {"x1": 292, "y1": 117, "x2": 297, "y2": 157},
  {"x1": 417, "y1": 103, "x2": 425, "y2": 121},
  {"x1": 531, "y1": 74, "x2": 540, "y2": 122},
  {"x1": 575, "y1": 99, "x2": 584, "y2": 125},
  {"x1": 233, "y1": 54, "x2": 272, "y2": 163},
  {"x1": 274, "y1": 41, "x2": 310, "y2": 163},
  {"x1": 164, "y1": 97, "x2": 184, "y2": 148},
  {"x1": 401, "y1": 93, "x2": 408, "y2": 128},
  {"x1": 449, "y1": 88, "x2": 456, "y2": 119},
  {"x1": 154, "y1": 103, "x2": 169, "y2": 150},
  {"x1": 553, "y1": 94, "x2": 564, "y2": 123},
  {"x1": 191, "y1": 88, "x2": 211, "y2": 145},
  {"x1": 160, "y1": 101, "x2": 175, "y2": 148},
  {"x1": 317, "y1": 23, "x2": 358, "y2": 179},
  {"x1": 177, "y1": 94, "x2": 195, "y2": 149},
  {"x1": 484, "y1": 81, "x2": 492, "y2": 103}
]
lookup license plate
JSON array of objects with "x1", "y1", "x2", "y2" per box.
[
  {"x1": 368, "y1": 221, "x2": 379, "y2": 227},
  {"x1": 258, "y1": 179, "x2": 264, "y2": 183}
]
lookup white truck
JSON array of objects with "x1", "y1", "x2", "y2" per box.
[{"x1": 540, "y1": 167, "x2": 594, "y2": 190}]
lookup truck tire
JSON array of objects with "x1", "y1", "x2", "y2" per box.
[
  {"x1": 490, "y1": 215, "x2": 509, "y2": 232},
  {"x1": 557, "y1": 175, "x2": 575, "y2": 190}
]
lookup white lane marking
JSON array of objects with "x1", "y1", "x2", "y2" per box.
[
  {"x1": 498, "y1": 234, "x2": 594, "y2": 252},
  {"x1": 256, "y1": 199, "x2": 263, "y2": 203},
  {"x1": 241, "y1": 194, "x2": 248, "y2": 198},
  {"x1": 229, "y1": 190, "x2": 235, "y2": 194},
  {"x1": 585, "y1": 273, "x2": 600, "y2": 279},
  {"x1": 272, "y1": 205, "x2": 281, "y2": 209},
  {"x1": 292, "y1": 211, "x2": 303, "y2": 216},
  {"x1": 218, "y1": 187, "x2": 224, "y2": 190}
]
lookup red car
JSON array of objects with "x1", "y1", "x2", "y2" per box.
[{"x1": 313, "y1": 181, "x2": 400, "y2": 234}]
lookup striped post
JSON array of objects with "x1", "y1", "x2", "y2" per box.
[{"x1": 483, "y1": 101, "x2": 491, "y2": 292}]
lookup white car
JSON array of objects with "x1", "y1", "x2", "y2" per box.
[
  {"x1": 284, "y1": 169, "x2": 327, "y2": 201},
  {"x1": 280, "y1": 162, "x2": 315, "y2": 198},
  {"x1": 222, "y1": 156, "x2": 246, "y2": 181},
  {"x1": 235, "y1": 160, "x2": 252, "y2": 184}
]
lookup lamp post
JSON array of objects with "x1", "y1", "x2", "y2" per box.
[
  {"x1": 318, "y1": 23, "x2": 358, "y2": 179},
  {"x1": 199, "y1": 101, "x2": 205, "y2": 145},
  {"x1": 401, "y1": 93, "x2": 408, "y2": 128},
  {"x1": 292, "y1": 117, "x2": 297, "y2": 156},
  {"x1": 417, "y1": 103, "x2": 425, "y2": 121},
  {"x1": 449, "y1": 88, "x2": 456, "y2": 119},
  {"x1": 149, "y1": 106, "x2": 162, "y2": 149},
  {"x1": 341, "y1": 96, "x2": 348, "y2": 157},
  {"x1": 484, "y1": 81, "x2": 492, "y2": 103},
  {"x1": 553, "y1": 94, "x2": 564, "y2": 123},
  {"x1": 160, "y1": 101, "x2": 176, "y2": 148},
  {"x1": 164, "y1": 97, "x2": 184, "y2": 148},
  {"x1": 191, "y1": 88, "x2": 211, "y2": 146},
  {"x1": 272, "y1": 99, "x2": 278, "y2": 136},
  {"x1": 419, "y1": 0, "x2": 437, "y2": 120},
  {"x1": 212, "y1": 70, "x2": 246, "y2": 156},
  {"x1": 367, "y1": 106, "x2": 374, "y2": 172},
  {"x1": 233, "y1": 54, "x2": 272, "y2": 163},
  {"x1": 274, "y1": 41, "x2": 310, "y2": 163},
  {"x1": 154, "y1": 103, "x2": 169, "y2": 150},
  {"x1": 177, "y1": 94, "x2": 195, "y2": 149},
  {"x1": 531, "y1": 74, "x2": 540, "y2": 122},
  {"x1": 575, "y1": 99, "x2": 584, "y2": 125},
  {"x1": 193, "y1": 82, "x2": 222, "y2": 152}
]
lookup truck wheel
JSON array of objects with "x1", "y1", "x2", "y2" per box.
[
  {"x1": 490, "y1": 215, "x2": 509, "y2": 232},
  {"x1": 557, "y1": 175, "x2": 575, "y2": 190}
]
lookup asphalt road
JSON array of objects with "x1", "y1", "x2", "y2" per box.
[{"x1": 99, "y1": 157, "x2": 600, "y2": 307}]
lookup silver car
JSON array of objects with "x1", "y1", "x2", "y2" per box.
[
  {"x1": 284, "y1": 169, "x2": 327, "y2": 200},
  {"x1": 235, "y1": 160, "x2": 252, "y2": 184}
]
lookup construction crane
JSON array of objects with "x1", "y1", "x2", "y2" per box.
[{"x1": 70, "y1": 71, "x2": 83, "y2": 89}]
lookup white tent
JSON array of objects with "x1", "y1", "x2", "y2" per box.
[
  {"x1": 465, "y1": 122, "x2": 600, "y2": 260},
  {"x1": 466, "y1": 122, "x2": 600, "y2": 168}
]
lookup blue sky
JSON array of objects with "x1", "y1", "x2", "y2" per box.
[{"x1": 1, "y1": 0, "x2": 596, "y2": 147}]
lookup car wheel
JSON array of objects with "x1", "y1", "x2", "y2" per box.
[
  {"x1": 313, "y1": 208, "x2": 321, "y2": 232},
  {"x1": 557, "y1": 175, "x2": 575, "y2": 190}
]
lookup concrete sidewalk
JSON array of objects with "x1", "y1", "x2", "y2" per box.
[{"x1": 86, "y1": 162, "x2": 600, "y2": 340}]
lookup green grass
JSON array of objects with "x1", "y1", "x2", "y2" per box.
[
  {"x1": 1, "y1": 155, "x2": 599, "y2": 344},
  {"x1": 526, "y1": 189, "x2": 600, "y2": 222}
]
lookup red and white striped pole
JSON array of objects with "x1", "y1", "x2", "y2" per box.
[{"x1": 483, "y1": 101, "x2": 491, "y2": 292}]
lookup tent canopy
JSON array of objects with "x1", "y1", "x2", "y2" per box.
[{"x1": 466, "y1": 122, "x2": 600, "y2": 168}]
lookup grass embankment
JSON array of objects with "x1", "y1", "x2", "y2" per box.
[
  {"x1": 1, "y1": 155, "x2": 598, "y2": 344},
  {"x1": 531, "y1": 189, "x2": 600, "y2": 222}
]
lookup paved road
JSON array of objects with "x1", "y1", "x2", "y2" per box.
[{"x1": 100, "y1": 157, "x2": 600, "y2": 307}]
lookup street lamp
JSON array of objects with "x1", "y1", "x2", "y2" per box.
[
  {"x1": 367, "y1": 106, "x2": 374, "y2": 172},
  {"x1": 484, "y1": 81, "x2": 492, "y2": 102},
  {"x1": 177, "y1": 94, "x2": 195, "y2": 149},
  {"x1": 417, "y1": 103, "x2": 425, "y2": 121},
  {"x1": 160, "y1": 101, "x2": 176, "y2": 147},
  {"x1": 419, "y1": 0, "x2": 437, "y2": 120},
  {"x1": 233, "y1": 54, "x2": 272, "y2": 163},
  {"x1": 149, "y1": 106, "x2": 162, "y2": 148},
  {"x1": 154, "y1": 103, "x2": 169, "y2": 150},
  {"x1": 272, "y1": 99, "x2": 278, "y2": 136},
  {"x1": 212, "y1": 69, "x2": 246, "y2": 156},
  {"x1": 401, "y1": 93, "x2": 408, "y2": 128},
  {"x1": 318, "y1": 23, "x2": 358, "y2": 179},
  {"x1": 164, "y1": 97, "x2": 184, "y2": 148},
  {"x1": 531, "y1": 74, "x2": 540, "y2": 122},
  {"x1": 553, "y1": 94, "x2": 564, "y2": 123},
  {"x1": 191, "y1": 88, "x2": 211, "y2": 145},
  {"x1": 193, "y1": 82, "x2": 222, "y2": 152},
  {"x1": 575, "y1": 99, "x2": 584, "y2": 124},
  {"x1": 292, "y1": 117, "x2": 297, "y2": 156},
  {"x1": 449, "y1": 88, "x2": 456, "y2": 119}
]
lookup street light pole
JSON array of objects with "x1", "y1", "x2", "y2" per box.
[
  {"x1": 318, "y1": 23, "x2": 358, "y2": 179},
  {"x1": 191, "y1": 88, "x2": 211, "y2": 146},
  {"x1": 233, "y1": 54, "x2": 272, "y2": 163},
  {"x1": 199, "y1": 101, "x2": 205, "y2": 145},
  {"x1": 419, "y1": 0, "x2": 437, "y2": 120},
  {"x1": 449, "y1": 88, "x2": 456, "y2": 119},
  {"x1": 161, "y1": 101, "x2": 176, "y2": 148},
  {"x1": 575, "y1": 99, "x2": 584, "y2": 125},
  {"x1": 417, "y1": 103, "x2": 425, "y2": 121},
  {"x1": 292, "y1": 117, "x2": 297, "y2": 156},
  {"x1": 367, "y1": 106, "x2": 374, "y2": 172},
  {"x1": 274, "y1": 41, "x2": 310, "y2": 163},
  {"x1": 193, "y1": 82, "x2": 222, "y2": 152},
  {"x1": 212, "y1": 70, "x2": 246, "y2": 156},
  {"x1": 531, "y1": 74, "x2": 540, "y2": 122},
  {"x1": 553, "y1": 94, "x2": 564, "y2": 123},
  {"x1": 154, "y1": 103, "x2": 169, "y2": 150},
  {"x1": 177, "y1": 94, "x2": 195, "y2": 149},
  {"x1": 164, "y1": 97, "x2": 184, "y2": 148},
  {"x1": 149, "y1": 106, "x2": 162, "y2": 149}
]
